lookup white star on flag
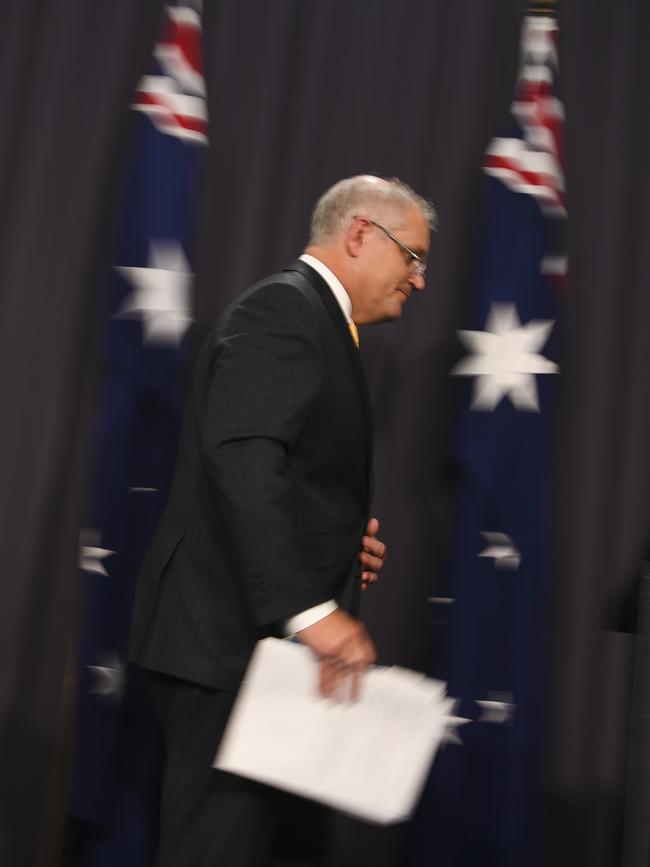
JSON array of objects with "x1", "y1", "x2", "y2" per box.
[
  {"x1": 477, "y1": 693, "x2": 516, "y2": 724},
  {"x1": 442, "y1": 698, "x2": 471, "y2": 745},
  {"x1": 478, "y1": 531, "x2": 521, "y2": 570},
  {"x1": 79, "y1": 529, "x2": 114, "y2": 576},
  {"x1": 114, "y1": 240, "x2": 193, "y2": 346},
  {"x1": 452, "y1": 302, "x2": 558, "y2": 411},
  {"x1": 87, "y1": 651, "x2": 125, "y2": 701}
]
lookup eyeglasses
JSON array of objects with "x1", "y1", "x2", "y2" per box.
[{"x1": 355, "y1": 216, "x2": 427, "y2": 276}]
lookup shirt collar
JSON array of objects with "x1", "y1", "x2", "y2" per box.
[{"x1": 299, "y1": 253, "x2": 353, "y2": 323}]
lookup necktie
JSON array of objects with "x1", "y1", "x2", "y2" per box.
[{"x1": 348, "y1": 321, "x2": 359, "y2": 348}]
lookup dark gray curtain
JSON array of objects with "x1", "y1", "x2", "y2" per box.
[
  {"x1": 3, "y1": 1, "x2": 650, "y2": 865},
  {"x1": 546, "y1": 2, "x2": 650, "y2": 865},
  {"x1": 0, "y1": 3, "x2": 164, "y2": 865}
]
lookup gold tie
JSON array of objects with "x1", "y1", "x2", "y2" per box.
[{"x1": 348, "y1": 321, "x2": 359, "y2": 348}]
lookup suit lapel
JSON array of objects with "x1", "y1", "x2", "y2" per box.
[{"x1": 283, "y1": 259, "x2": 373, "y2": 495}]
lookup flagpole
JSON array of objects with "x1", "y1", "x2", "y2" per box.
[{"x1": 621, "y1": 561, "x2": 650, "y2": 865}]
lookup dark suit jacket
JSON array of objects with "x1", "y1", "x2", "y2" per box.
[{"x1": 129, "y1": 260, "x2": 373, "y2": 693}]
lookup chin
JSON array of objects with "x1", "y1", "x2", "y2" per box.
[
  {"x1": 392, "y1": 297, "x2": 408, "y2": 317},
  {"x1": 385, "y1": 306, "x2": 403, "y2": 322}
]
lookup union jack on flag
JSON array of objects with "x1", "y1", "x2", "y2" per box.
[{"x1": 133, "y1": 4, "x2": 208, "y2": 145}]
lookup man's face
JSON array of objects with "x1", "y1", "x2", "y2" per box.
[{"x1": 350, "y1": 204, "x2": 431, "y2": 324}]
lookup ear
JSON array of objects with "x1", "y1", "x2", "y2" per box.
[{"x1": 344, "y1": 216, "x2": 370, "y2": 259}]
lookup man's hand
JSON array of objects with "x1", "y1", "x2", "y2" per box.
[
  {"x1": 360, "y1": 517, "x2": 387, "y2": 591},
  {"x1": 296, "y1": 608, "x2": 376, "y2": 700}
]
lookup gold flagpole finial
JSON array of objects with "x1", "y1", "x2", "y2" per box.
[{"x1": 527, "y1": 0, "x2": 558, "y2": 15}]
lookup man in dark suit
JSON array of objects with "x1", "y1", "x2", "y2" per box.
[{"x1": 130, "y1": 175, "x2": 435, "y2": 866}]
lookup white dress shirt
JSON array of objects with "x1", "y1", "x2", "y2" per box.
[
  {"x1": 283, "y1": 255, "x2": 356, "y2": 635},
  {"x1": 299, "y1": 254, "x2": 353, "y2": 323}
]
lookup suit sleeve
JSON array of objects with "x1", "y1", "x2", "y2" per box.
[{"x1": 200, "y1": 281, "x2": 335, "y2": 626}]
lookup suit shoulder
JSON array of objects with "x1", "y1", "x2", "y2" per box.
[
  {"x1": 242, "y1": 271, "x2": 320, "y2": 310},
  {"x1": 221, "y1": 272, "x2": 322, "y2": 332}
]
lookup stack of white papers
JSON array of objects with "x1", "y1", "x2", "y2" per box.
[{"x1": 215, "y1": 638, "x2": 461, "y2": 824}]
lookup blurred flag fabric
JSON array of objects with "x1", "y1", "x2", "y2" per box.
[
  {"x1": 414, "y1": 13, "x2": 566, "y2": 867},
  {"x1": 65, "y1": 4, "x2": 207, "y2": 865}
]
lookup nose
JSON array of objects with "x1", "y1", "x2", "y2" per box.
[{"x1": 410, "y1": 270, "x2": 426, "y2": 292}]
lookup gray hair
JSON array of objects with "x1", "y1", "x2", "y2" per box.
[{"x1": 308, "y1": 175, "x2": 437, "y2": 246}]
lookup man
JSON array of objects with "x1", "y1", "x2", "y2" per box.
[{"x1": 130, "y1": 175, "x2": 435, "y2": 865}]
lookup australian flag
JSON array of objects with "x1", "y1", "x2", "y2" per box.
[
  {"x1": 414, "y1": 14, "x2": 566, "y2": 867},
  {"x1": 66, "y1": 4, "x2": 207, "y2": 865}
]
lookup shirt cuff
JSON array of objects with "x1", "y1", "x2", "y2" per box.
[{"x1": 283, "y1": 600, "x2": 339, "y2": 636}]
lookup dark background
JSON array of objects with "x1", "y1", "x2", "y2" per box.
[{"x1": 2, "y1": 1, "x2": 650, "y2": 865}]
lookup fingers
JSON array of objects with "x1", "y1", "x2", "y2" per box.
[
  {"x1": 359, "y1": 535, "x2": 387, "y2": 582},
  {"x1": 366, "y1": 516, "x2": 379, "y2": 537},
  {"x1": 319, "y1": 657, "x2": 342, "y2": 698},
  {"x1": 317, "y1": 659, "x2": 365, "y2": 701},
  {"x1": 317, "y1": 628, "x2": 376, "y2": 700},
  {"x1": 360, "y1": 548, "x2": 385, "y2": 572},
  {"x1": 361, "y1": 535, "x2": 387, "y2": 558},
  {"x1": 359, "y1": 518, "x2": 387, "y2": 593},
  {"x1": 361, "y1": 526, "x2": 387, "y2": 565},
  {"x1": 297, "y1": 609, "x2": 375, "y2": 700}
]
